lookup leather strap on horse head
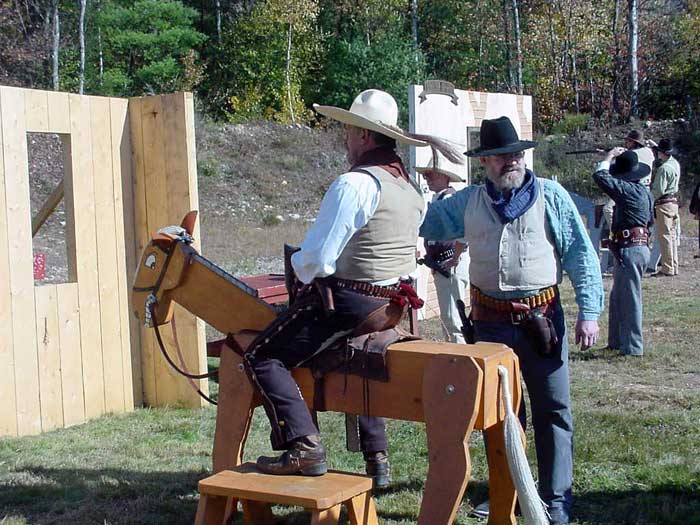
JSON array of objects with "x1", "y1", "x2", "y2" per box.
[{"x1": 149, "y1": 302, "x2": 218, "y2": 405}]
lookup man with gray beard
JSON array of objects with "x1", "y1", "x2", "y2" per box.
[{"x1": 420, "y1": 116, "x2": 603, "y2": 525}]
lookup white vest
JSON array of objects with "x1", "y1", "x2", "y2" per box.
[{"x1": 463, "y1": 180, "x2": 561, "y2": 292}]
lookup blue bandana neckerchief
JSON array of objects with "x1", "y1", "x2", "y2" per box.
[{"x1": 485, "y1": 169, "x2": 539, "y2": 224}]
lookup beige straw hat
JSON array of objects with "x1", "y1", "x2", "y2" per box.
[{"x1": 313, "y1": 89, "x2": 428, "y2": 147}]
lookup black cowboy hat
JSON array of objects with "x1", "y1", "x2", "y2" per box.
[
  {"x1": 610, "y1": 150, "x2": 651, "y2": 181},
  {"x1": 654, "y1": 138, "x2": 675, "y2": 156},
  {"x1": 465, "y1": 116, "x2": 537, "y2": 157}
]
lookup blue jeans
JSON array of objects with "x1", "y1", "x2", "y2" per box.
[
  {"x1": 608, "y1": 245, "x2": 650, "y2": 356},
  {"x1": 475, "y1": 300, "x2": 573, "y2": 515}
]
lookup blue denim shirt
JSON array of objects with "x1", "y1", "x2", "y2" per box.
[{"x1": 419, "y1": 177, "x2": 604, "y2": 321}]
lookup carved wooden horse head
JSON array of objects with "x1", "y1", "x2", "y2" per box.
[{"x1": 132, "y1": 210, "x2": 276, "y2": 334}]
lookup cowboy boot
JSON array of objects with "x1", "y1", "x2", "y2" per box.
[
  {"x1": 364, "y1": 450, "x2": 391, "y2": 488},
  {"x1": 256, "y1": 434, "x2": 327, "y2": 476}
]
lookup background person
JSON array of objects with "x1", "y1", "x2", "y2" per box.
[
  {"x1": 416, "y1": 150, "x2": 470, "y2": 343},
  {"x1": 690, "y1": 180, "x2": 700, "y2": 258},
  {"x1": 601, "y1": 129, "x2": 655, "y2": 233},
  {"x1": 650, "y1": 138, "x2": 681, "y2": 276},
  {"x1": 420, "y1": 116, "x2": 603, "y2": 525},
  {"x1": 593, "y1": 148, "x2": 653, "y2": 356}
]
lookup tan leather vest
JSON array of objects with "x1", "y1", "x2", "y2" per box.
[
  {"x1": 463, "y1": 180, "x2": 561, "y2": 292},
  {"x1": 334, "y1": 166, "x2": 424, "y2": 282}
]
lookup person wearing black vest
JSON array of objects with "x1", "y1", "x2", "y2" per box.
[{"x1": 593, "y1": 148, "x2": 654, "y2": 356}]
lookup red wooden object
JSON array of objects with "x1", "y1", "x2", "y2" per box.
[
  {"x1": 33, "y1": 252, "x2": 46, "y2": 280},
  {"x1": 239, "y1": 273, "x2": 288, "y2": 305}
]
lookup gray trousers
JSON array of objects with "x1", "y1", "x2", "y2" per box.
[
  {"x1": 474, "y1": 300, "x2": 573, "y2": 515},
  {"x1": 608, "y1": 245, "x2": 650, "y2": 355}
]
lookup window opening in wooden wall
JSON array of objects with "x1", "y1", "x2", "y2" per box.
[{"x1": 27, "y1": 133, "x2": 76, "y2": 285}]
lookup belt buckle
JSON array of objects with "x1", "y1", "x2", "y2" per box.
[
  {"x1": 510, "y1": 309, "x2": 528, "y2": 325},
  {"x1": 510, "y1": 311, "x2": 527, "y2": 325}
]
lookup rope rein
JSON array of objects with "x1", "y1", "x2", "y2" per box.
[{"x1": 149, "y1": 303, "x2": 219, "y2": 405}]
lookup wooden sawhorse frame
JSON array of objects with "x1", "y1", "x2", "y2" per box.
[{"x1": 213, "y1": 340, "x2": 521, "y2": 525}]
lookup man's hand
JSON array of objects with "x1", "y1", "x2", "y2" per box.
[
  {"x1": 603, "y1": 146, "x2": 626, "y2": 163},
  {"x1": 575, "y1": 319, "x2": 599, "y2": 350}
]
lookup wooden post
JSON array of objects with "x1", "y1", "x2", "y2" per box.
[{"x1": 129, "y1": 92, "x2": 207, "y2": 408}]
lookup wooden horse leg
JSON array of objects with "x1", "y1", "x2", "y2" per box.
[
  {"x1": 212, "y1": 347, "x2": 255, "y2": 473},
  {"x1": 418, "y1": 354, "x2": 483, "y2": 525},
  {"x1": 484, "y1": 360, "x2": 523, "y2": 525}
]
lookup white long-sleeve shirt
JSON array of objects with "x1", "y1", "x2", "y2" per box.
[{"x1": 291, "y1": 171, "x2": 424, "y2": 284}]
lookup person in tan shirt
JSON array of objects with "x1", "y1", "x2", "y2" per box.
[{"x1": 650, "y1": 139, "x2": 681, "y2": 276}]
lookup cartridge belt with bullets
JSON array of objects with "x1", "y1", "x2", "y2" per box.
[{"x1": 470, "y1": 285, "x2": 558, "y2": 324}]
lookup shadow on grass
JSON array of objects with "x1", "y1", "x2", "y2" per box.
[
  {"x1": 5, "y1": 465, "x2": 697, "y2": 524},
  {"x1": 0, "y1": 466, "x2": 204, "y2": 525},
  {"x1": 570, "y1": 346, "x2": 625, "y2": 362},
  {"x1": 572, "y1": 485, "x2": 700, "y2": 524}
]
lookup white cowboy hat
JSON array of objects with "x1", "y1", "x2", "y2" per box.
[
  {"x1": 313, "y1": 89, "x2": 428, "y2": 147},
  {"x1": 415, "y1": 150, "x2": 465, "y2": 183}
]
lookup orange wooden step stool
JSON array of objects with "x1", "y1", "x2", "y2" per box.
[{"x1": 195, "y1": 462, "x2": 378, "y2": 525}]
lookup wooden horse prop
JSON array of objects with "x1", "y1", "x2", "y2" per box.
[{"x1": 132, "y1": 212, "x2": 524, "y2": 525}]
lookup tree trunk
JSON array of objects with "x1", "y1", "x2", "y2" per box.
[
  {"x1": 612, "y1": 0, "x2": 621, "y2": 116},
  {"x1": 79, "y1": 0, "x2": 87, "y2": 95},
  {"x1": 285, "y1": 23, "x2": 295, "y2": 124},
  {"x1": 97, "y1": 0, "x2": 103, "y2": 85},
  {"x1": 216, "y1": 0, "x2": 222, "y2": 44},
  {"x1": 501, "y1": 0, "x2": 514, "y2": 90},
  {"x1": 410, "y1": 0, "x2": 418, "y2": 48},
  {"x1": 571, "y1": 52, "x2": 579, "y2": 113},
  {"x1": 52, "y1": 0, "x2": 59, "y2": 91},
  {"x1": 587, "y1": 56, "x2": 595, "y2": 116},
  {"x1": 628, "y1": 0, "x2": 639, "y2": 118},
  {"x1": 547, "y1": 1, "x2": 560, "y2": 88},
  {"x1": 510, "y1": 0, "x2": 523, "y2": 94}
]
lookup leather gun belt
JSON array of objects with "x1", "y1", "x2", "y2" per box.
[
  {"x1": 612, "y1": 227, "x2": 649, "y2": 248},
  {"x1": 470, "y1": 285, "x2": 558, "y2": 324},
  {"x1": 470, "y1": 285, "x2": 558, "y2": 312},
  {"x1": 654, "y1": 193, "x2": 678, "y2": 206},
  {"x1": 325, "y1": 277, "x2": 400, "y2": 299}
]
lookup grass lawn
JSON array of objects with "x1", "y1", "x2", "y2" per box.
[{"x1": 2, "y1": 221, "x2": 699, "y2": 524}]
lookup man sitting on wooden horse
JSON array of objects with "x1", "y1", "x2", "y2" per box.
[{"x1": 243, "y1": 89, "x2": 461, "y2": 485}]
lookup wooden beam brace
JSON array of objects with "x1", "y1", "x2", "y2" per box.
[{"x1": 31, "y1": 179, "x2": 64, "y2": 237}]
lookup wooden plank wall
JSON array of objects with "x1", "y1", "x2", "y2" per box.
[
  {"x1": 129, "y1": 92, "x2": 207, "y2": 408},
  {"x1": 0, "y1": 87, "x2": 137, "y2": 436}
]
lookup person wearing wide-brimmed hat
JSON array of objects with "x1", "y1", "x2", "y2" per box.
[
  {"x1": 650, "y1": 138, "x2": 681, "y2": 276},
  {"x1": 246, "y1": 89, "x2": 461, "y2": 486},
  {"x1": 624, "y1": 129, "x2": 655, "y2": 181},
  {"x1": 601, "y1": 129, "x2": 656, "y2": 239},
  {"x1": 421, "y1": 116, "x2": 603, "y2": 525},
  {"x1": 594, "y1": 147, "x2": 654, "y2": 357},
  {"x1": 416, "y1": 150, "x2": 470, "y2": 343}
]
